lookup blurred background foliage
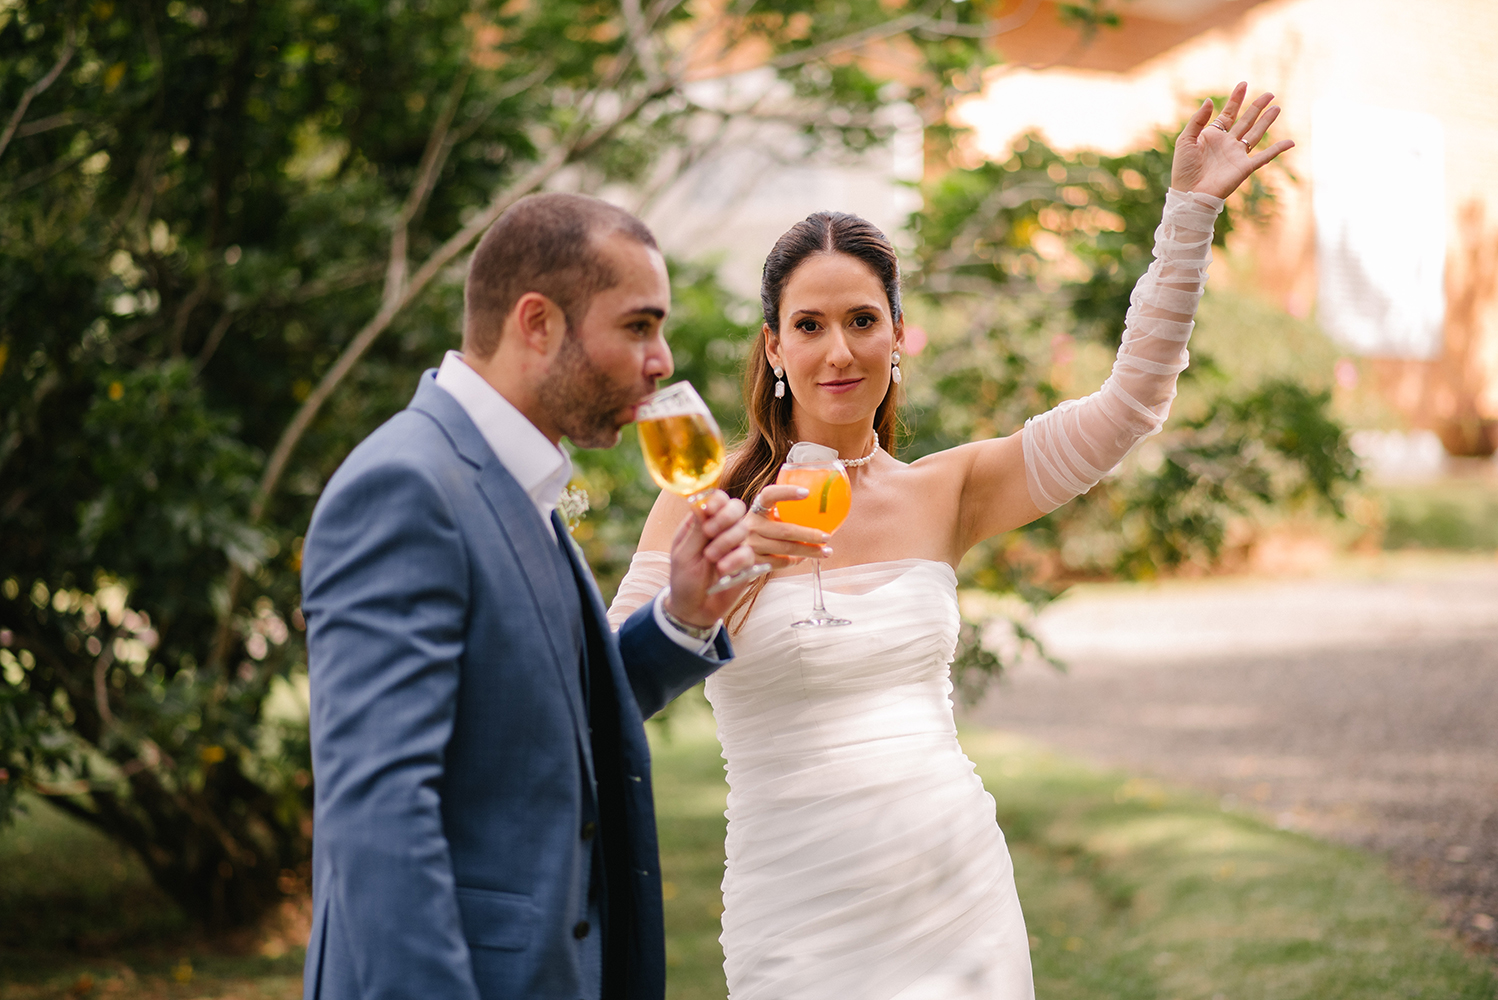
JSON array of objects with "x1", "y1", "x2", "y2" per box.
[{"x1": 0, "y1": 0, "x2": 1367, "y2": 938}]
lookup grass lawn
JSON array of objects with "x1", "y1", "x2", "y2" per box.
[
  {"x1": 651, "y1": 693, "x2": 1496, "y2": 1000},
  {"x1": 3, "y1": 695, "x2": 1493, "y2": 999},
  {"x1": 1378, "y1": 478, "x2": 1498, "y2": 552}
]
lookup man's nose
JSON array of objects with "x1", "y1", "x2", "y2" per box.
[{"x1": 646, "y1": 330, "x2": 673, "y2": 382}]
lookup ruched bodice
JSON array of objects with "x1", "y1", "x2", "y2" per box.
[{"x1": 609, "y1": 556, "x2": 1034, "y2": 1000}]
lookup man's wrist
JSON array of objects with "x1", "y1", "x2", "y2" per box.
[{"x1": 660, "y1": 598, "x2": 719, "y2": 641}]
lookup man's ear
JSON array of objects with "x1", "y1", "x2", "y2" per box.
[{"x1": 509, "y1": 292, "x2": 568, "y2": 357}]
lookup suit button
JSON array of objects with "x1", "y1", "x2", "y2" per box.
[
  {"x1": 580, "y1": 821, "x2": 596, "y2": 841},
  {"x1": 573, "y1": 920, "x2": 590, "y2": 939}
]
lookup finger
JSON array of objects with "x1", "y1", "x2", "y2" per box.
[
  {"x1": 695, "y1": 489, "x2": 729, "y2": 519},
  {"x1": 1248, "y1": 137, "x2": 1295, "y2": 170},
  {"x1": 699, "y1": 497, "x2": 748, "y2": 540},
  {"x1": 702, "y1": 515, "x2": 753, "y2": 563},
  {"x1": 753, "y1": 536, "x2": 831, "y2": 561},
  {"x1": 753, "y1": 521, "x2": 830, "y2": 546},
  {"x1": 1180, "y1": 97, "x2": 1214, "y2": 145},
  {"x1": 755, "y1": 484, "x2": 810, "y2": 505},
  {"x1": 671, "y1": 502, "x2": 705, "y2": 551},
  {"x1": 1232, "y1": 91, "x2": 1273, "y2": 139},
  {"x1": 1240, "y1": 104, "x2": 1280, "y2": 149},
  {"x1": 1218, "y1": 81, "x2": 1247, "y2": 124},
  {"x1": 713, "y1": 542, "x2": 757, "y2": 579},
  {"x1": 749, "y1": 484, "x2": 808, "y2": 517}
]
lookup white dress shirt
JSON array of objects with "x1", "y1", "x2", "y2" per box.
[{"x1": 433, "y1": 351, "x2": 719, "y2": 654}]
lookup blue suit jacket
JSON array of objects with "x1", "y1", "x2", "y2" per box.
[{"x1": 300, "y1": 372, "x2": 728, "y2": 1000}]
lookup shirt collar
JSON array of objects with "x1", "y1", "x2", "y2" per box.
[{"x1": 433, "y1": 350, "x2": 573, "y2": 524}]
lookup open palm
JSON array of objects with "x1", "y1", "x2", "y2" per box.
[{"x1": 1172, "y1": 81, "x2": 1295, "y2": 200}]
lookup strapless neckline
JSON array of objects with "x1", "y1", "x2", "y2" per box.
[{"x1": 759, "y1": 557, "x2": 957, "y2": 590}]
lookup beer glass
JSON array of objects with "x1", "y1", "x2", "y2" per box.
[
  {"x1": 773, "y1": 458, "x2": 852, "y2": 627},
  {"x1": 636, "y1": 382, "x2": 772, "y2": 593}
]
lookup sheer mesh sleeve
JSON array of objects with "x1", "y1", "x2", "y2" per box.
[
  {"x1": 606, "y1": 550, "x2": 671, "y2": 631},
  {"x1": 1021, "y1": 187, "x2": 1225, "y2": 513}
]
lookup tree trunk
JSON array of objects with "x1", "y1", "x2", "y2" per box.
[{"x1": 48, "y1": 760, "x2": 309, "y2": 932}]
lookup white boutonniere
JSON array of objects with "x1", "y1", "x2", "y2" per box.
[{"x1": 557, "y1": 485, "x2": 591, "y2": 533}]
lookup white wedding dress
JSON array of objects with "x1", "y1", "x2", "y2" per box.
[
  {"x1": 606, "y1": 187, "x2": 1227, "y2": 998},
  {"x1": 610, "y1": 555, "x2": 1035, "y2": 1000}
]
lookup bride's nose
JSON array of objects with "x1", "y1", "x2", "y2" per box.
[{"x1": 826, "y1": 327, "x2": 854, "y2": 369}]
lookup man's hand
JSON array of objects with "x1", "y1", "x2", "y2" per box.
[{"x1": 663, "y1": 490, "x2": 756, "y2": 628}]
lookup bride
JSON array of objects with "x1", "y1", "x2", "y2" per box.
[{"x1": 608, "y1": 84, "x2": 1292, "y2": 999}]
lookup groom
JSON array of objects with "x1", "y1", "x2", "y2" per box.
[{"x1": 300, "y1": 193, "x2": 753, "y2": 1000}]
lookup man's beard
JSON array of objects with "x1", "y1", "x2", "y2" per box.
[{"x1": 536, "y1": 330, "x2": 650, "y2": 449}]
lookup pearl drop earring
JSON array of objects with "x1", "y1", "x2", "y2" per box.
[
  {"x1": 773, "y1": 365, "x2": 785, "y2": 399},
  {"x1": 891, "y1": 350, "x2": 902, "y2": 385}
]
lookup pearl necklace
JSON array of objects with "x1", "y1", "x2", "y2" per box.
[{"x1": 842, "y1": 434, "x2": 880, "y2": 468}]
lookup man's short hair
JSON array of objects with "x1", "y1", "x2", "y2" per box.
[{"x1": 462, "y1": 192, "x2": 659, "y2": 359}]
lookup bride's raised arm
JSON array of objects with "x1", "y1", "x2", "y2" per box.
[{"x1": 952, "y1": 83, "x2": 1293, "y2": 551}]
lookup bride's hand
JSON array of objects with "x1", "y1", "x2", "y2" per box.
[
  {"x1": 747, "y1": 484, "x2": 833, "y2": 568},
  {"x1": 1171, "y1": 81, "x2": 1294, "y2": 200}
]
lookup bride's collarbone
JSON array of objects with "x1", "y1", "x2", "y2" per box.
[
  {"x1": 817, "y1": 511, "x2": 957, "y2": 569},
  {"x1": 829, "y1": 464, "x2": 962, "y2": 564}
]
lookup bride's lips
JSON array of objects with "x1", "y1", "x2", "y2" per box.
[{"x1": 818, "y1": 378, "x2": 863, "y2": 395}]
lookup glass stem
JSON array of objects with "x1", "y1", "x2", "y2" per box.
[{"x1": 810, "y1": 561, "x2": 828, "y2": 616}]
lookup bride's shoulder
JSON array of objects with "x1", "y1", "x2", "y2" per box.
[
  {"x1": 871, "y1": 446, "x2": 968, "y2": 500},
  {"x1": 899, "y1": 440, "x2": 991, "y2": 478}
]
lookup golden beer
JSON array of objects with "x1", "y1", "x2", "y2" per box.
[{"x1": 639, "y1": 412, "x2": 726, "y2": 500}]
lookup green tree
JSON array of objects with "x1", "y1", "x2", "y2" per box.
[{"x1": 0, "y1": 0, "x2": 1127, "y2": 929}]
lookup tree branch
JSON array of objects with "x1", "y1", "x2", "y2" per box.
[
  {"x1": 92, "y1": 636, "x2": 117, "y2": 730},
  {"x1": 5, "y1": 141, "x2": 97, "y2": 195},
  {"x1": 385, "y1": 69, "x2": 472, "y2": 310},
  {"x1": 767, "y1": 10, "x2": 932, "y2": 71},
  {"x1": 192, "y1": 310, "x2": 235, "y2": 375},
  {"x1": 0, "y1": 26, "x2": 77, "y2": 164},
  {"x1": 170, "y1": 275, "x2": 211, "y2": 357},
  {"x1": 676, "y1": 0, "x2": 1039, "y2": 82},
  {"x1": 622, "y1": 0, "x2": 664, "y2": 84},
  {"x1": 14, "y1": 111, "x2": 83, "y2": 138},
  {"x1": 913, "y1": 0, "x2": 1043, "y2": 39}
]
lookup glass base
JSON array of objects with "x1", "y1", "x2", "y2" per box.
[
  {"x1": 707, "y1": 561, "x2": 773, "y2": 595},
  {"x1": 791, "y1": 613, "x2": 851, "y2": 628}
]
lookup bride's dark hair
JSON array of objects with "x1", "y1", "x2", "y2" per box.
[{"x1": 718, "y1": 210, "x2": 905, "y2": 629}]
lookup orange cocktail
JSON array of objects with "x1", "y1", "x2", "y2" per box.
[
  {"x1": 773, "y1": 459, "x2": 852, "y2": 627},
  {"x1": 773, "y1": 465, "x2": 852, "y2": 534}
]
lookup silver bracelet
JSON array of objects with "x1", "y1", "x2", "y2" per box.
[{"x1": 661, "y1": 602, "x2": 718, "y2": 642}]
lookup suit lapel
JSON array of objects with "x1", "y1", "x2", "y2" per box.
[
  {"x1": 407, "y1": 373, "x2": 595, "y2": 784},
  {"x1": 553, "y1": 511, "x2": 610, "y2": 636},
  {"x1": 553, "y1": 511, "x2": 644, "y2": 729},
  {"x1": 479, "y1": 471, "x2": 597, "y2": 785}
]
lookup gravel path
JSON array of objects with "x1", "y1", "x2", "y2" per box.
[{"x1": 968, "y1": 554, "x2": 1498, "y2": 953}]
